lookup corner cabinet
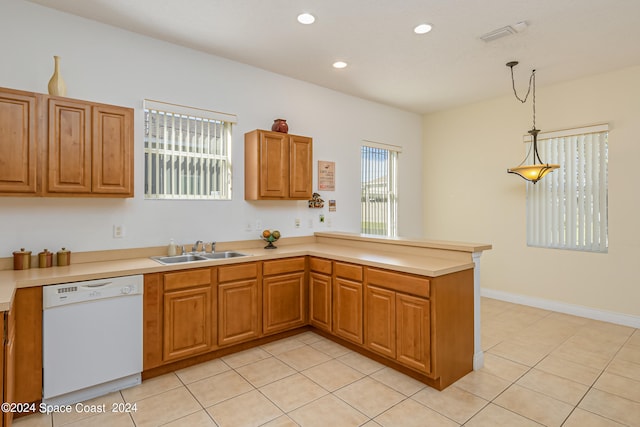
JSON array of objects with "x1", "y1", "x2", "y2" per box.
[
  {"x1": 332, "y1": 262, "x2": 364, "y2": 344},
  {"x1": 0, "y1": 86, "x2": 134, "y2": 198},
  {"x1": 244, "y1": 129, "x2": 312, "y2": 200},
  {"x1": 262, "y1": 257, "x2": 307, "y2": 335}
]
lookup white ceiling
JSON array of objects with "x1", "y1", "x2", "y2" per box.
[{"x1": 26, "y1": 0, "x2": 640, "y2": 114}]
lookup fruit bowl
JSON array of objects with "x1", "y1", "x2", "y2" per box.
[{"x1": 261, "y1": 229, "x2": 281, "y2": 249}]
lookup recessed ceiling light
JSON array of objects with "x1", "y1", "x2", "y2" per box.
[
  {"x1": 332, "y1": 61, "x2": 348, "y2": 69},
  {"x1": 297, "y1": 13, "x2": 315, "y2": 24},
  {"x1": 414, "y1": 23, "x2": 433, "y2": 34}
]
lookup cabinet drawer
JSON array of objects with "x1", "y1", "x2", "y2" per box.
[
  {"x1": 366, "y1": 268, "x2": 430, "y2": 298},
  {"x1": 335, "y1": 262, "x2": 363, "y2": 282},
  {"x1": 309, "y1": 257, "x2": 332, "y2": 275},
  {"x1": 263, "y1": 257, "x2": 306, "y2": 276},
  {"x1": 164, "y1": 268, "x2": 211, "y2": 291},
  {"x1": 218, "y1": 262, "x2": 258, "y2": 283}
]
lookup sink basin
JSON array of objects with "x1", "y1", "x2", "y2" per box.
[
  {"x1": 151, "y1": 251, "x2": 248, "y2": 265},
  {"x1": 198, "y1": 251, "x2": 248, "y2": 260}
]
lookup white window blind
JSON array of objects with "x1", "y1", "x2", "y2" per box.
[
  {"x1": 143, "y1": 100, "x2": 236, "y2": 200},
  {"x1": 526, "y1": 125, "x2": 608, "y2": 252},
  {"x1": 361, "y1": 142, "x2": 400, "y2": 236}
]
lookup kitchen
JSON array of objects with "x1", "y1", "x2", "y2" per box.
[{"x1": 1, "y1": 0, "x2": 640, "y2": 426}]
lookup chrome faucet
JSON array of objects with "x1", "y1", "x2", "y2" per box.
[
  {"x1": 210, "y1": 241, "x2": 217, "y2": 253},
  {"x1": 192, "y1": 240, "x2": 203, "y2": 253}
]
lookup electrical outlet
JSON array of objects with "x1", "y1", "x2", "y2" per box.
[
  {"x1": 295, "y1": 218, "x2": 301, "y2": 228},
  {"x1": 246, "y1": 222, "x2": 253, "y2": 232},
  {"x1": 256, "y1": 220, "x2": 262, "y2": 231},
  {"x1": 319, "y1": 214, "x2": 325, "y2": 223},
  {"x1": 113, "y1": 224, "x2": 125, "y2": 238}
]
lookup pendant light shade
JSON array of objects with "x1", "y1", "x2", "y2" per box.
[
  {"x1": 507, "y1": 129, "x2": 559, "y2": 183},
  {"x1": 506, "y1": 62, "x2": 559, "y2": 184}
]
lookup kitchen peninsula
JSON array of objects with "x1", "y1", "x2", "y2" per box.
[{"x1": 0, "y1": 232, "x2": 490, "y2": 412}]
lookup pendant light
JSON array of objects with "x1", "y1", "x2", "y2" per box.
[{"x1": 506, "y1": 61, "x2": 559, "y2": 183}]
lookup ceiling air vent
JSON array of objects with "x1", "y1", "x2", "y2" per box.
[{"x1": 480, "y1": 26, "x2": 517, "y2": 42}]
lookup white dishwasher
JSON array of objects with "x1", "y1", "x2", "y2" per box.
[{"x1": 43, "y1": 275, "x2": 143, "y2": 405}]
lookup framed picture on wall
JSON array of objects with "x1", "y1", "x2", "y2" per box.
[{"x1": 318, "y1": 161, "x2": 335, "y2": 191}]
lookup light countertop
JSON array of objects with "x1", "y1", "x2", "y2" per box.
[{"x1": 0, "y1": 233, "x2": 491, "y2": 311}]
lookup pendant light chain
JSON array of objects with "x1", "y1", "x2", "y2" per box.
[{"x1": 509, "y1": 64, "x2": 536, "y2": 129}]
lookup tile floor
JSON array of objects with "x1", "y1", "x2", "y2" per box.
[{"x1": 14, "y1": 297, "x2": 640, "y2": 426}]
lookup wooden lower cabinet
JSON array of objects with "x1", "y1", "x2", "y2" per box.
[
  {"x1": 365, "y1": 285, "x2": 431, "y2": 374},
  {"x1": 13, "y1": 287, "x2": 42, "y2": 405},
  {"x1": 136, "y1": 258, "x2": 473, "y2": 391},
  {"x1": 395, "y1": 293, "x2": 431, "y2": 374},
  {"x1": 332, "y1": 262, "x2": 364, "y2": 344},
  {"x1": 163, "y1": 286, "x2": 213, "y2": 361},
  {"x1": 2, "y1": 304, "x2": 16, "y2": 427},
  {"x1": 263, "y1": 258, "x2": 306, "y2": 335},
  {"x1": 162, "y1": 268, "x2": 215, "y2": 362},
  {"x1": 364, "y1": 285, "x2": 396, "y2": 359},
  {"x1": 218, "y1": 263, "x2": 260, "y2": 346},
  {"x1": 309, "y1": 258, "x2": 332, "y2": 331}
]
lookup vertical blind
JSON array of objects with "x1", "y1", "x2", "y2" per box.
[
  {"x1": 361, "y1": 142, "x2": 400, "y2": 236},
  {"x1": 526, "y1": 125, "x2": 608, "y2": 252},
  {"x1": 143, "y1": 100, "x2": 236, "y2": 200}
]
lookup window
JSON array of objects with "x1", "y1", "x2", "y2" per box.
[
  {"x1": 361, "y1": 142, "x2": 400, "y2": 236},
  {"x1": 527, "y1": 124, "x2": 608, "y2": 252},
  {"x1": 143, "y1": 100, "x2": 236, "y2": 200}
]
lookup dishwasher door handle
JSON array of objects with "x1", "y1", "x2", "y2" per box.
[{"x1": 81, "y1": 282, "x2": 113, "y2": 288}]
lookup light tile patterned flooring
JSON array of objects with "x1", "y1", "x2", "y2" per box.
[{"x1": 14, "y1": 297, "x2": 640, "y2": 426}]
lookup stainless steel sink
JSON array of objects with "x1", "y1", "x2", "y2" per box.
[
  {"x1": 198, "y1": 251, "x2": 248, "y2": 260},
  {"x1": 151, "y1": 251, "x2": 249, "y2": 265}
]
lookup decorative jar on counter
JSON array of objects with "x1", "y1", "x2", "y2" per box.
[
  {"x1": 13, "y1": 248, "x2": 31, "y2": 270},
  {"x1": 57, "y1": 248, "x2": 71, "y2": 266},
  {"x1": 39, "y1": 249, "x2": 53, "y2": 268}
]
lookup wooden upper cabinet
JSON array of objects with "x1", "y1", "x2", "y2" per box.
[
  {"x1": 289, "y1": 135, "x2": 313, "y2": 198},
  {"x1": 0, "y1": 86, "x2": 133, "y2": 197},
  {"x1": 91, "y1": 104, "x2": 133, "y2": 195},
  {"x1": 47, "y1": 98, "x2": 92, "y2": 193},
  {"x1": 0, "y1": 88, "x2": 38, "y2": 194},
  {"x1": 245, "y1": 129, "x2": 312, "y2": 200},
  {"x1": 46, "y1": 97, "x2": 133, "y2": 197}
]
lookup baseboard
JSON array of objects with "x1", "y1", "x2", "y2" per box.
[{"x1": 481, "y1": 288, "x2": 640, "y2": 329}]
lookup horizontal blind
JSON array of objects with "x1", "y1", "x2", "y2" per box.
[
  {"x1": 361, "y1": 144, "x2": 398, "y2": 236},
  {"x1": 526, "y1": 129, "x2": 608, "y2": 252},
  {"x1": 144, "y1": 100, "x2": 233, "y2": 200}
]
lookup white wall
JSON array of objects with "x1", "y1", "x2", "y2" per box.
[
  {"x1": 423, "y1": 65, "x2": 640, "y2": 317},
  {"x1": 0, "y1": 0, "x2": 423, "y2": 254}
]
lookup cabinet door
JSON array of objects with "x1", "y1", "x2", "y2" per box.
[
  {"x1": 218, "y1": 279, "x2": 260, "y2": 346},
  {"x1": 396, "y1": 293, "x2": 431, "y2": 374},
  {"x1": 92, "y1": 104, "x2": 133, "y2": 195},
  {"x1": 47, "y1": 98, "x2": 92, "y2": 193},
  {"x1": 289, "y1": 135, "x2": 312, "y2": 199},
  {"x1": 143, "y1": 273, "x2": 163, "y2": 370},
  {"x1": 259, "y1": 131, "x2": 288, "y2": 198},
  {"x1": 263, "y1": 272, "x2": 305, "y2": 334},
  {"x1": 14, "y1": 287, "x2": 42, "y2": 404},
  {"x1": 4, "y1": 305, "x2": 16, "y2": 425},
  {"x1": 0, "y1": 89, "x2": 38, "y2": 194},
  {"x1": 365, "y1": 285, "x2": 396, "y2": 359},
  {"x1": 309, "y1": 272, "x2": 332, "y2": 331},
  {"x1": 163, "y1": 286, "x2": 213, "y2": 361},
  {"x1": 333, "y1": 278, "x2": 363, "y2": 344}
]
